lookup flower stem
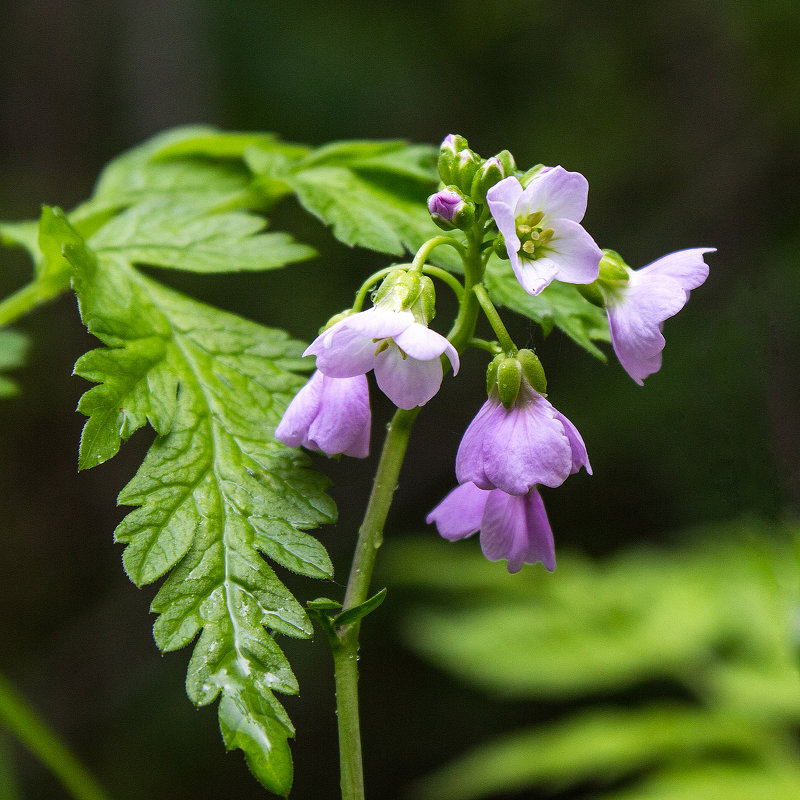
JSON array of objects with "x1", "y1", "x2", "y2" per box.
[
  {"x1": 0, "y1": 670, "x2": 112, "y2": 800},
  {"x1": 473, "y1": 283, "x2": 516, "y2": 354},
  {"x1": 0, "y1": 272, "x2": 71, "y2": 327},
  {"x1": 332, "y1": 407, "x2": 419, "y2": 800},
  {"x1": 409, "y1": 235, "x2": 467, "y2": 271}
]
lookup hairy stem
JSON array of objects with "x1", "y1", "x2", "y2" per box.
[
  {"x1": 0, "y1": 670, "x2": 112, "y2": 800},
  {"x1": 332, "y1": 406, "x2": 419, "y2": 800}
]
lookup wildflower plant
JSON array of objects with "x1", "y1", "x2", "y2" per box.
[{"x1": 0, "y1": 127, "x2": 711, "y2": 799}]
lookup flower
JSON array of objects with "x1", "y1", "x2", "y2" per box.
[
  {"x1": 275, "y1": 370, "x2": 370, "y2": 458},
  {"x1": 426, "y1": 482, "x2": 555, "y2": 573},
  {"x1": 456, "y1": 378, "x2": 590, "y2": 496},
  {"x1": 486, "y1": 169, "x2": 602, "y2": 296},
  {"x1": 602, "y1": 248, "x2": 714, "y2": 385},
  {"x1": 305, "y1": 306, "x2": 459, "y2": 410}
]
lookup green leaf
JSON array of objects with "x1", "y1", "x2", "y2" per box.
[
  {"x1": 56, "y1": 210, "x2": 336, "y2": 795},
  {"x1": 484, "y1": 255, "x2": 610, "y2": 359},
  {"x1": 0, "y1": 220, "x2": 40, "y2": 268},
  {"x1": 87, "y1": 196, "x2": 316, "y2": 274},
  {"x1": 0, "y1": 329, "x2": 29, "y2": 398},
  {"x1": 334, "y1": 588, "x2": 387, "y2": 627},
  {"x1": 306, "y1": 598, "x2": 343, "y2": 612}
]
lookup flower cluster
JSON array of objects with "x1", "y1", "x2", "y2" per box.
[{"x1": 275, "y1": 133, "x2": 712, "y2": 574}]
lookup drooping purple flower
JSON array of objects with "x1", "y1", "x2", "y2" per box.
[
  {"x1": 426, "y1": 482, "x2": 555, "y2": 573},
  {"x1": 275, "y1": 370, "x2": 371, "y2": 458},
  {"x1": 486, "y1": 169, "x2": 602, "y2": 296},
  {"x1": 305, "y1": 307, "x2": 459, "y2": 410},
  {"x1": 603, "y1": 248, "x2": 714, "y2": 385},
  {"x1": 456, "y1": 379, "x2": 590, "y2": 496}
]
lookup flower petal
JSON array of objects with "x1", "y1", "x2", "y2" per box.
[
  {"x1": 480, "y1": 489, "x2": 529, "y2": 571},
  {"x1": 426, "y1": 483, "x2": 489, "y2": 541},
  {"x1": 518, "y1": 166, "x2": 589, "y2": 222},
  {"x1": 374, "y1": 346, "x2": 444, "y2": 409},
  {"x1": 392, "y1": 323, "x2": 460, "y2": 375},
  {"x1": 553, "y1": 409, "x2": 592, "y2": 475},
  {"x1": 607, "y1": 273, "x2": 688, "y2": 385},
  {"x1": 486, "y1": 176, "x2": 524, "y2": 250},
  {"x1": 274, "y1": 369, "x2": 324, "y2": 449},
  {"x1": 455, "y1": 396, "x2": 501, "y2": 490},
  {"x1": 306, "y1": 373, "x2": 371, "y2": 458},
  {"x1": 540, "y1": 218, "x2": 602, "y2": 285},
  {"x1": 512, "y1": 254, "x2": 561, "y2": 296},
  {"x1": 639, "y1": 247, "x2": 714, "y2": 297}
]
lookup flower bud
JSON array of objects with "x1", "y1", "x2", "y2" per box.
[
  {"x1": 454, "y1": 150, "x2": 483, "y2": 195},
  {"x1": 427, "y1": 187, "x2": 475, "y2": 230},
  {"x1": 470, "y1": 149, "x2": 517, "y2": 203},
  {"x1": 437, "y1": 134, "x2": 469, "y2": 184},
  {"x1": 516, "y1": 349, "x2": 547, "y2": 394},
  {"x1": 493, "y1": 233, "x2": 510, "y2": 260},
  {"x1": 496, "y1": 357, "x2": 523, "y2": 408}
]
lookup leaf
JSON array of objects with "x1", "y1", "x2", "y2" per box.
[
  {"x1": 484, "y1": 254, "x2": 611, "y2": 359},
  {"x1": 87, "y1": 196, "x2": 316, "y2": 274},
  {"x1": 0, "y1": 329, "x2": 29, "y2": 398},
  {"x1": 55, "y1": 210, "x2": 336, "y2": 795},
  {"x1": 334, "y1": 588, "x2": 387, "y2": 627}
]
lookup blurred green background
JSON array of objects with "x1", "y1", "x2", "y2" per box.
[{"x1": 0, "y1": 1, "x2": 798, "y2": 798}]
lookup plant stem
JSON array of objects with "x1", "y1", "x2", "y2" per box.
[
  {"x1": 333, "y1": 407, "x2": 419, "y2": 800},
  {"x1": 473, "y1": 284, "x2": 516, "y2": 354},
  {"x1": 0, "y1": 272, "x2": 71, "y2": 327},
  {"x1": 0, "y1": 670, "x2": 112, "y2": 800}
]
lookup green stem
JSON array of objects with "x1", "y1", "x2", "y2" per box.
[
  {"x1": 473, "y1": 283, "x2": 516, "y2": 354},
  {"x1": 332, "y1": 407, "x2": 419, "y2": 800},
  {"x1": 409, "y1": 235, "x2": 467, "y2": 271},
  {"x1": 0, "y1": 670, "x2": 112, "y2": 800},
  {"x1": 0, "y1": 272, "x2": 71, "y2": 327}
]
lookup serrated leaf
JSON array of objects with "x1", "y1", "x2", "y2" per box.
[
  {"x1": 57, "y1": 210, "x2": 336, "y2": 794},
  {"x1": 334, "y1": 587, "x2": 387, "y2": 627},
  {"x1": 87, "y1": 196, "x2": 316, "y2": 274},
  {"x1": 484, "y1": 255, "x2": 610, "y2": 359},
  {"x1": 0, "y1": 328, "x2": 29, "y2": 398}
]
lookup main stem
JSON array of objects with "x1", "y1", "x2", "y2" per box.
[{"x1": 332, "y1": 407, "x2": 419, "y2": 800}]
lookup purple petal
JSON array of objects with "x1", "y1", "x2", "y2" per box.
[
  {"x1": 457, "y1": 389, "x2": 573, "y2": 495},
  {"x1": 607, "y1": 273, "x2": 688, "y2": 385},
  {"x1": 553, "y1": 409, "x2": 592, "y2": 475},
  {"x1": 426, "y1": 483, "x2": 489, "y2": 541},
  {"x1": 306, "y1": 322, "x2": 377, "y2": 377},
  {"x1": 539, "y1": 218, "x2": 602, "y2": 286},
  {"x1": 274, "y1": 369, "x2": 323, "y2": 449},
  {"x1": 487, "y1": 176, "x2": 523, "y2": 251},
  {"x1": 638, "y1": 248, "x2": 714, "y2": 298},
  {"x1": 512, "y1": 254, "x2": 561, "y2": 296},
  {"x1": 306, "y1": 373, "x2": 371, "y2": 458},
  {"x1": 480, "y1": 488, "x2": 555, "y2": 573},
  {"x1": 275, "y1": 371, "x2": 371, "y2": 458},
  {"x1": 518, "y1": 166, "x2": 589, "y2": 222},
  {"x1": 374, "y1": 345, "x2": 444, "y2": 409}
]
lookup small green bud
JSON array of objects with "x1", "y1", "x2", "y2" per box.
[
  {"x1": 438, "y1": 134, "x2": 469, "y2": 184},
  {"x1": 496, "y1": 149, "x2": 516, "y2": 176},
  {"x1": 485, "y1": 354, "x2": 503, "y2": 396},
  {"x1": 496, "y1": 357, "x2": 523, "y2": 408},
  {"x1": 518, "y1": 163, "x2": 546, "y2": 187},
  {"x1": 493, "y1": 233, "x2": 510, "y2": 260},
  {"x1": 320, "y1": 308, "x2": 355, "y2": 333},
  {"x1": 576, "y1": 282, "x2": 605, "y2": 308},
  {"x1": 470, "y1": 156, "x2": 505, "y2": 203},
  {"x1": 455, "y1": 150, "x2": 483, "y2": 195},
  {"x1": 516, "y1": 349, "x2": 547, "y2": 394}
]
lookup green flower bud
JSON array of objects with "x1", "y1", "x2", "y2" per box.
[
  {"x1": 470, "y1": 157, "x2": 505, "y2": 203},
  {"x1": 428, "y1": 187, "x2": 476, "y2": 231},
  {"x1": 496, "y1": 356, "x2": 523, "y2": 408},
  {"x1": 576, "y1": 282, "x2": 605, "y2": 308},
  {"x1": 516, "y1": 349, "x2": 547, "y2": 394},
  {"x1": 455, "y1": 150, "x2": 483, "y2": 195},
  {"x1": 438, "y1": 133, "x2": 469, "y2": 184},
  {"x1": 493, "y1": 233, "x2": 510, "y2": 260}
]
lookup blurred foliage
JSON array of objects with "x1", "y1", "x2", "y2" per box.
[
  {"x1": 0, "y1": 330, "x2": 28, "y2": 398},
  {"x1": 387, "y1": 518, "x2": 800, "y2": 799}
]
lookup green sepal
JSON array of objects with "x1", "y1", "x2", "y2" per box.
[
  {"x1": 577, "y1": 282, "x2": 606, "y2": 308},
  {"x1": 438, "y1": 134, "x2": 469, "y2": 184},
  {"x1": 517, "y1": 349, "x2": 547, "y2": 394},
  {"x1": 307, "y1": 598, "x2": 343, "y2": 612},
  {"x1": 496, "y1": 358, "x2": 522, "y2": 409},
  {"x1": 334, "y1": 588, "x2": 388, "y2": 627}
]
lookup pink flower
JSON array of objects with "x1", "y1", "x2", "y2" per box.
[
  {"x1": 486, "y1": 168, "x2": 602, "y2": 296},
  {"x1": 603, "y1": 248, "x2": 714, "y2": 385},
  {"x1": 304, "y1": 306, "x2": 459, "y2": 410},
  {"x1": 427, "y1": 483, "x2": 555, "y2": 573},
  {"x1": 456, "y1": 379, "x2": 591, "y2": 496},
  {"x1": 275, "y1": 370, "x2": 370, "y2": 458}
]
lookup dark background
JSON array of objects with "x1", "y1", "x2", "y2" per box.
[{"x1": 0, "y1": 1, "x2": 797, "y2": 798}]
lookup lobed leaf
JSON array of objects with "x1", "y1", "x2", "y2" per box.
[{"x1": 55, "y1": 209, "x2": 336, "y2": 795}]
